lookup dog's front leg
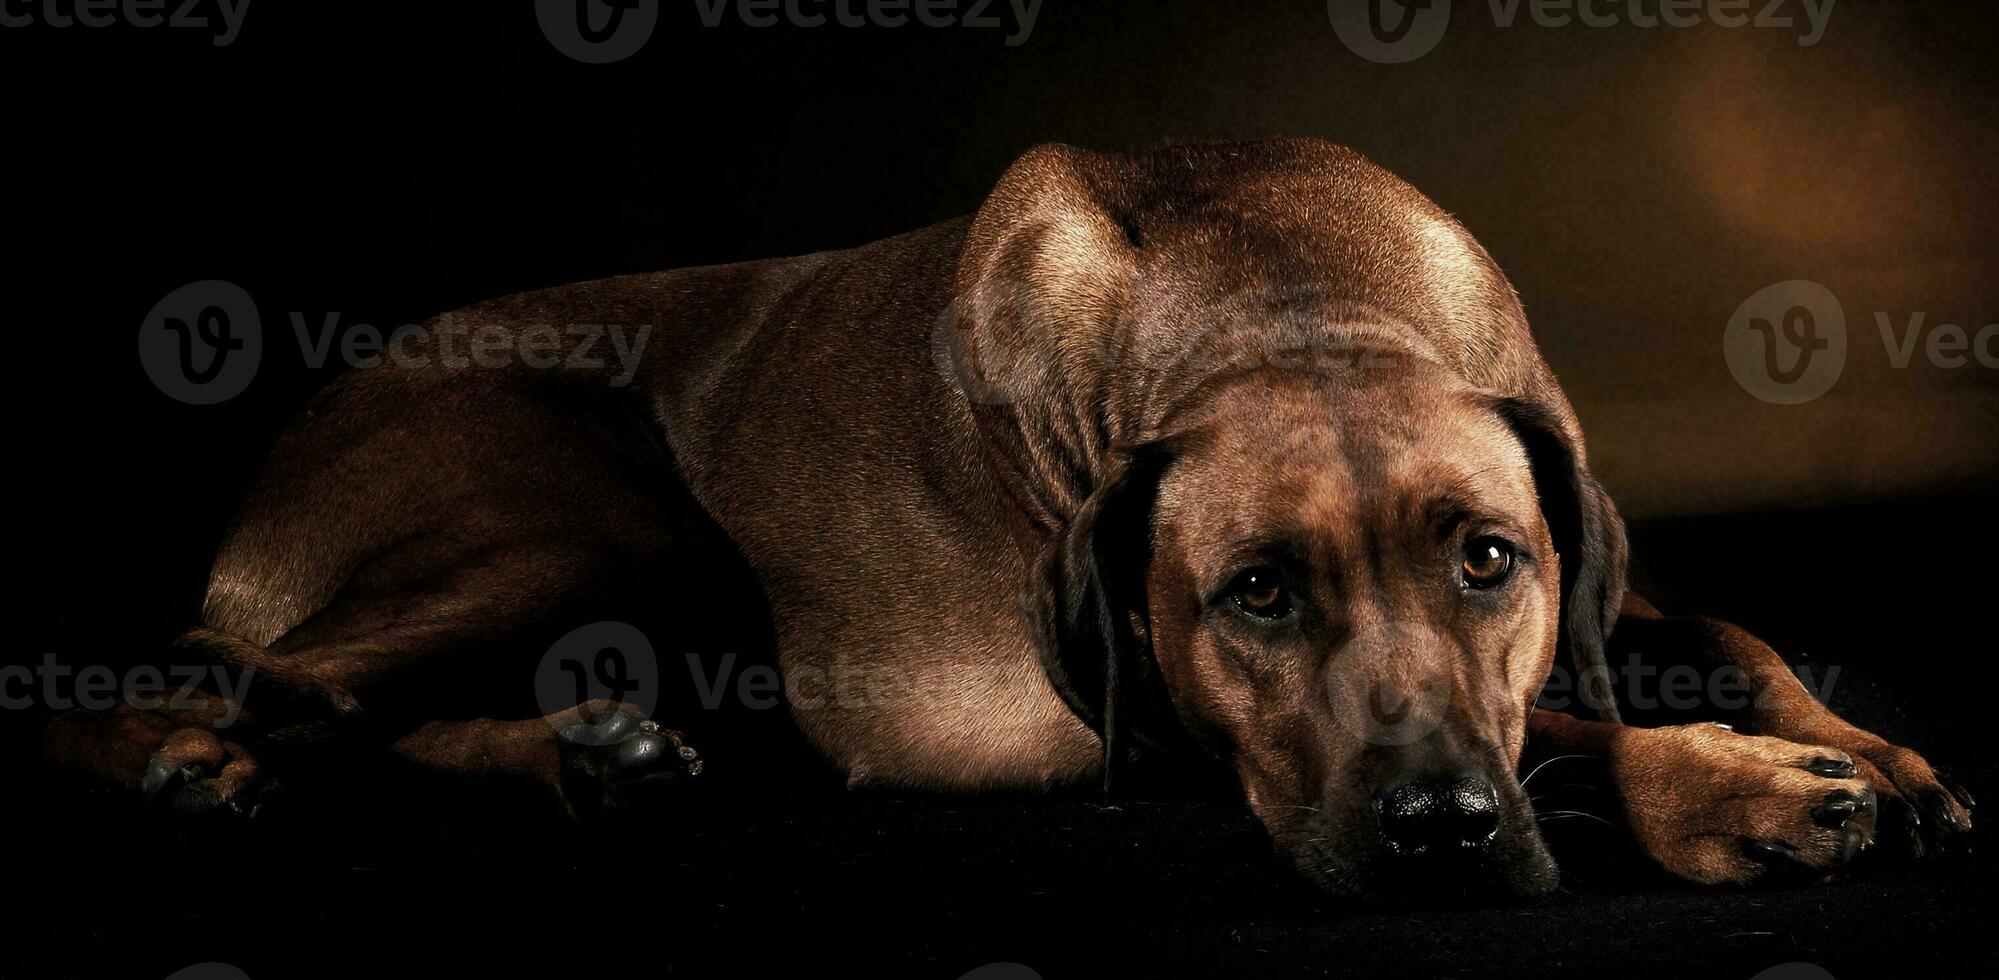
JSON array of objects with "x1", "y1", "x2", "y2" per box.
[
  {"x1": 1526, "y1": 708, "x2": 1877, "y2": 885},
  {"x1": 1608, "y1": 594, "x2": 1973, "y2": 857}
]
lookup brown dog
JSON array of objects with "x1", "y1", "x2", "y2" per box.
[{"x1": 48, "y1": 139, "x2": 1971, "y2": 898}]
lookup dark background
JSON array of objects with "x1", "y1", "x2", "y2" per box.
[{"x1": 6, "y1": 1, "x2": 1997, "y2": 977}]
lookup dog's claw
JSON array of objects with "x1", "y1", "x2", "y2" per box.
[
  {"x1": 1742, "y1": 838, "x2": 1805, "y2": 872},
  {"x1": 1938, "y1": 772, "x2": 1976, "y2": 810},
  {"x1": 1923, "y1": 789, "x2": 1967, "y2": 835},
  {"x1": 1880, "y1": 796, "x2": 1925, "y2": 858},
  {"x1": 1809, "y1": 790, "x2": 1869, "y2": 830},
  {"x1": 1804, "y1": 756, "x2": 1856, "y2": 779},
  {"x1": 139, "y1": 759, "x2": 204, "y2": 800}
]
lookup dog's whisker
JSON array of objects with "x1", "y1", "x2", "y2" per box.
[
  {"x1": 1519, "y1": 754, "x2": 1591, "y2": 788},
  {"x1": 1535, "y1": 810, "x2": 1615, "y2": 827}
]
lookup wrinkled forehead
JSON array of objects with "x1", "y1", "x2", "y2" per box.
[{"x1": 1159, "y1": 370, "x2": 1541, "y2": 546}]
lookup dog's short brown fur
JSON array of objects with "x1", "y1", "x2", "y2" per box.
[{"x1": 46, "y1": 139, "x2": 1970, "y2": 898}]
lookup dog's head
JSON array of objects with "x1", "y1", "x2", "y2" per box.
[
  {"x1": 958, "y1": 141, "x2": 1627, "y2": 899},
  {"x1": 1050, "y1": 365, "x2": 1624, "y2": 900}
]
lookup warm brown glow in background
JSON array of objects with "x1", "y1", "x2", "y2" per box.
[{"x1": 19, "y1": 1, "x2": 1997, "y2": 615}]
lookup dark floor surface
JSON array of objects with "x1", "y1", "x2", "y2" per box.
[{"x1": 6, "y1": 500, "x2": 1995, "y2": 978}]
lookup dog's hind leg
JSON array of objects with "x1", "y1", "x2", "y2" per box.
[
  {"x1": 42, "y1": 549, "x2": 702, "y2": 822},
  {"x1": 43, "y1": 365, "x2": 759, "y2": 821},
  {"x1": 388, "y1": 700, "x2": 703, "y2": 819}
]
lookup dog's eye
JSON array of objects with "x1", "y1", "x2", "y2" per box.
[
  {"x1": 1227, "y1": 567, "x2": 1291, "y2": 618},
  {"x1": 1461, "y1": 538, "x2": 1514, "y2": 589}
]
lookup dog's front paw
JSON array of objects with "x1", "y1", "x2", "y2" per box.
[
  {"x1": 1758, "y1": 705, "x2": 1974, "y2": 858},
  {"x1": 1830, "y1": 734, "x2": 1973, "y2": 858},
  {"x1": 1609, "y1": 723, "x2": 1876, "y2": 885},
  {"x1": 139, "y1": 728, "x2": 275, "y2": 824},
  {"x1": 554, "y1": 703, "x2": 702, "y2": 817}
]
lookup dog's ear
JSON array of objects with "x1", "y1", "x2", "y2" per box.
[
  {"x1": 938, "y1": 144, "x2": 1142, "y2": 419},
  {"x1": 1031, "y1": 441, "x2": 1181, "y2": 793},
  {"x1": 1492, "y1": 397, "x2": 1629, "y2": 723}
]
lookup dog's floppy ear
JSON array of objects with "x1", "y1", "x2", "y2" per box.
[
  {"x1": 1493, "y1": 397, "x2": 1629, "y2": 723},
  {"x1": 1031, "y1": 441, "x2": 1182, "y2": 794}
]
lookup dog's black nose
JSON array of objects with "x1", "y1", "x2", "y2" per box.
[{"x1": 1375, "y1": 775, "x2": 1500, "y2": 856}]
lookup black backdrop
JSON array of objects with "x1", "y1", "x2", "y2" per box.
[
  {"x1": 14, "y1": 1, "x2": 1999, "y2": 642},
  {"x1": 7, "y1": 2, "x2": 1998, "y2": 977}
]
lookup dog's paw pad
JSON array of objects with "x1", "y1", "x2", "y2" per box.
[{"x1": 556, "y1": 707, "x2": 702, "y2": 815}]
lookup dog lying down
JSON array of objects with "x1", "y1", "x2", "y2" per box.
[{"x1": 49, "y1": 138, "x2": 1971, "y2": 900}]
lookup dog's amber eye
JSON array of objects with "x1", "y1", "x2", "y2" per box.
[
  {"x1": 1461, "y1": 538, "x2": 1514, "y2": 588},
  {"x1": 1228, "y1": 567, "x2": 1291, "y2": 618}
]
